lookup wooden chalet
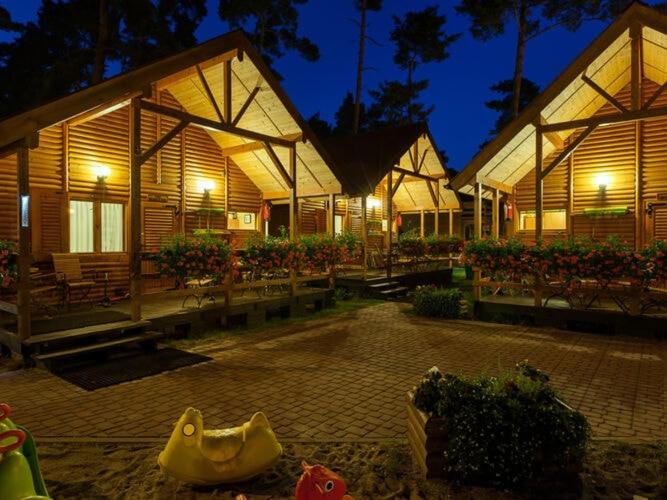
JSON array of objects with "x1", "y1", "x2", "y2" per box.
[
  {"x1": 324, "y1": 123, "x2": 461, "y2": 277},
  {"x1": 452, "y1": 2, "x2": 667, "y2": 249},
  {"x1": 0, "y1": 30, "x2": 344, "y2": 346}
]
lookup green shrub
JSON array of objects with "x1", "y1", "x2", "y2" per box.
[
  {"x1": 411, "y1": 362, "x2": 590, "y2": 487},
  {"x1": 413, "y1": 286, "x2": 463, "y2": 319}
]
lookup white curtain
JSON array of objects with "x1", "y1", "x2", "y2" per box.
[
  {"x1": 101, "y1": 202, "x2": 123, "y2": 252},
  {"x1": 69, "y1": 200, "x2": 94, "y2": 253}
]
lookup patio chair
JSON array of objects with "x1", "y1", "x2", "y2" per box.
[{"x1": 51, "y1": 253, "x2": 97, "y2": 309}]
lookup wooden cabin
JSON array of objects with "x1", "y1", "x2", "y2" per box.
[
  {"x1": 452, "y1": 2, "x2": 667, "y2": 249},
  {"x1": 324, "y1": 123, "x2": 461, "y2": 275},
  {"x1": 0, "y1": 30, "x2": 343, "y2": 342}
]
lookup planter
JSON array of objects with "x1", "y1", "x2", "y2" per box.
[{"x1": 405, "y1": 391, "x2": 447, "y2": 479}]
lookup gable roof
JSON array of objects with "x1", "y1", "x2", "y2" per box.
[
  {"x1": 451, "y1": 1, "x2": 667, "y2": 196},
  {"x1": 0, "y1": 30, "x2": 342, "y2": 197},
  {"x1": 324, "y1": 123, "x2": 460, "y2": 211}
]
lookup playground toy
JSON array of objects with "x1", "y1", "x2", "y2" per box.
[
  {"x1": 158, "y1": 407, "x2": 282, "y2": 485},
  {"x1": 0, "y1": 403, "x2": 50, "y2": 500},
  {"x1": 295, "y1": 461, "x2": 353, "y2": 500}
]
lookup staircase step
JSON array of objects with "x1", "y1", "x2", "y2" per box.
[
  {"x1": 33, "y1": 331, "x2": 164, "y2": 365},
  {"x1": 367, "y1": 281, "x2": 400, "y2": 289},
  {"x1": 24, "y1": 320, "x2": 151, "y2": 347},
  {"x1": 379, "y1": 286, "x2": 409, "y2": 296}
]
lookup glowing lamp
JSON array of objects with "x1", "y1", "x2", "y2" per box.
[
  {"x1": 93, "y1": 164, "x2": 110, "y2": 181},
  {"x1": 595, "y1": 173, "x2": 611, "y2": 191},
  {"x1": 199, "y1": 179, "x2": 215, "y2": 193},
  {"x1": 366, "y1": 196, "x2": 381, "y2": 209}
]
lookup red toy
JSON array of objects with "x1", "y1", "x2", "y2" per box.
[{"x1": 295, "y1": 461, "x2": 353, "y2": 500}]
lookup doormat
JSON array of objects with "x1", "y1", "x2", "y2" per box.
[{"x1": 55, "y1": 348, "x2": 212, "y2": 391}]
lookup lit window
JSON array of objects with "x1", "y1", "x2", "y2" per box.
[
  {"x1": 334, "y1": 215, "x2": 343, "y2": 235},
  {"x1": 101, "y1": 202, "x2": 124, "y2": 252},
  {"x1": 520, "y1": 209, "x2": 567, "y2": 231},
  {"x1": 69, "y1": 200, "x2": 94, "y2": 253}
]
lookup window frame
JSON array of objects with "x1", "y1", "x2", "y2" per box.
[
  {"x1": 519, "y1": 209, "x2": 568, "y2": 231},
  {"x1": 68, "y1": 197, "x2": 127, "y2": 254}
]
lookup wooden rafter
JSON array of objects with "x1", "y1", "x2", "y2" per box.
[
  {"x1": 263, "y1": 141, "x2": 293, "y2": 189},
  {"x1": 139, "y1": 119, "x2": 189, "y2": 166},
  {"x1": 581, "y1": 74, "x2": 628, "y2": 113},
  {"x1": 539, "y1": 116, "x2": 565, "y2": 149},
  {"x1": 196, "y1": 64, "x2": 224, "y2": 123},
  {"x1": 630, "y1": 22, "x2": 643, "y2": 111},
  {"x1": 220, "y1": 132, "x2": 302, "y2": 156},
  {"x1": 392, "y1": 166, "x2": 438, "y2": 182},
  {"x1": 426, "y1": 179, "x2": 438, "y2": 207},
  {"x1": 232, "y1": 86, "x2": 260, "y2": 126},
  {"x1": 141, "y1": 100, "x2": 295, "y2": 148},
  {"x1": 538, "y1": 105, "x2": 667, "y2": 133},
  {"x1": 391, "y1": 172, "x2": 405, "y2": 197},
  {"x1": 541, "y1": 124, "x2": 596, "y2": 179},
  {"x1": 642, "y1": 81, "x2": 667, "y2": 110},
  {"x1": 416, "y1": 149, "x2": 428, "y2": 173},
  {"x1": 476, "y1": 174, "x2": 513, "y2": 194},
  {"x1": 223, "y1": 59, "x2": 232, "y2": 123},
  {"x1": 156, "y1": 49, "x2": 239, "y2": 90},
  {"x1": 67, "y1": 92, "x2": 141, "y2": 127}
]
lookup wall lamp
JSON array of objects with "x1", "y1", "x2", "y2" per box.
[
  {"x1": 594, "y1": 173, "x2": 611, "y2": 192},
  {"x1": 93, "y1": 164, "x2": 111, "y2": 181},
  {"x1": 199, "y1": 179, "x2": 215, "y2": 193}
]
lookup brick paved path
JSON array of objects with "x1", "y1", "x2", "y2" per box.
[{"x1": 1, "y1": 303, "x2": 665, "y2": 440}]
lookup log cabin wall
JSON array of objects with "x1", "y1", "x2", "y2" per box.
[
  {"x1": 0, "y1": 89, "x2": 264, "y2": 299},
  {"x1": 513, "y1": 78, "x2": 667, "y2": 247}
]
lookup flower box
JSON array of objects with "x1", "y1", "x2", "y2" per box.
[{"x1": 405, "y1": 391, "x2": 447, "y2": 479}]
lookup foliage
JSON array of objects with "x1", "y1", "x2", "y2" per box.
[
  {"x1": 244, "y1": 233, "x2": 305, "y2": 275},
  {"x1": 413, "y1": 286, "x2": 463, "y2": 319},
  {"x1": 218, "y1": 0, "x2": 319, "y2": 77},
  {"x1": 411, "y1": 363, "x2": 590, "y2": 486},
  {"x1": 462, "y1": 237, "x2": 667, "y2": 287},
  {"x1": 0, "y1": 240, "x2": 16, "y2": 288},
  {"x1": 485, "y1": 78, "x2": 541, "y2": 137},
  {"x1": 397, "y1": 231, "x2": 463, "y2": 258},
  {"x1": 0, "y1": 6, "x2": 22, "y2": 32},
  {"x1": 153, "y1": 233, "x2": 233, "y2": 284},
  {"x1": 0, "y1": 0, "x2": 206, "y2": 116},
  {"x1": 299, "y1": 232, "x2": 361, "y2": 272}
]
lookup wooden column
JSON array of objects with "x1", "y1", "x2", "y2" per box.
[
  {"x1": 434, "y1": 181, "x2": 440, "y2": 237},
  {"x1": 129, "y1": 97, "x2": 142, "y2": 321},
  {"x1": 631, "y1": 22, "x2": 643, "y2": 250},
  {"x1": 635, "y1": 122, "x2": 643, "y2": 250},
  {"x1": 473, "y1": 182, "x2": 482, "y2": 239},
  {"x1": 16, "y1": 142, "x2": 31, "y2": 341},
  {"x1": 419, "y1": 210, "x2": 425, "y2": 238},
  {"x1": 386, "y1": 170, "x2": 393, "y2": 278},
  {"x1": 328, "y1": 193, "x2": 336, "y2": 236},
  {"x1": 288, "y1": 145, "x2": 297, "y2": 241},
  {"x1": 491, "y1": 188, "x2": 500, "y2": 238},
  {"x1": 535, "y1": 125, "x2": 544, "y2": 241},
  {"x1": 448, "y1": 209, "x2": 454, "y2": 236},
  {"x1": 361, "y1": 196, "x2": 368, "y2": 279},
  {"x1": 180, "y1": 128, "x2": 187, "y2": 232},
  {"x1": 567, "y1": 153, "x2": 574, "y2": 236}
]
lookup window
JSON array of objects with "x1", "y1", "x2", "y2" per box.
[
  {"x1": 69, "y1": 200, "x2": 125, "y2": 253},
  {"x1": 228, "y1": 212, "x2": 257, "y2": 230},
  {"x1": 519, "y1": 209, "x2": 567, "y2": 231},
  {"x1": 69, "y1": 200, "x2": 94, "y2": 253},
  {"x1": 101, "y1": 202, "x2": 124, "y2": 252},
  {"x1": 334, "y1": 215, "x2": 343, "y2": 235}
]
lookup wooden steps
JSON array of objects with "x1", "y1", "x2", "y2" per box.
[
  {"x1": 365, "y1": 279, "x2": 409, "y2": 300},
  {"x1": 24, "y1": 320, "x2": 151, "y2": 347}
]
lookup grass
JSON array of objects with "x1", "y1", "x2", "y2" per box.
[{"x1": 168, "y1": 295, "x2": 384, "y2": 349}]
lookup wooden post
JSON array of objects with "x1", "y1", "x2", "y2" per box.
[
  {"x1": 16, "y1": 142, "x2": 31, "y2": 341},
  {"x1": 534, "y1": 122, "x2": 544, "y2": 307},
  {"x1": 492, "y1": 188, "x2": 500, "y2": 238},
  {"x1": 419, "y1": 210, "x2": 425, "y2": 238},
  {"x1": 180, "y1": 127, "x2": 187, "y2": 233},
  {"x1": 361, "y1": 196, "x2": 368, "y2": 279},
  {"x1": 129, "y1": 97, "x2": 142, "y2": 321},
  {"x1": 567, "y1": 153, "x2": 574, "y2": 236},
  {"x1": 635, "y1": 122, "x2": 643, "y2": 250},
  {"x1": 328, "y1": 193, "x2": 336, "y2": 236},
  {"x1": 473, "y1": 182, "x2": 482, "y2": 239},
  {"x1": 630, "y1": 22, "x2": 643, "y2": 112},
  {"x1": 434, "y1": 180, "x2": 440, "y2": 237},
  {"x1": 289, "y1": 145, "x2": 297, "y2": 241},
  {"x1": 448, "y1": 208, "x2": 454, "y2": 268},
  {"x1": 535, "y1": 124, "x2": 544, "y2": 242},
  {"x1": 223, "y1": 59, "x2": 232, "y2": 123},
  {"x1": 387, "y1": 170, "x2": 393, "y2": 278}
]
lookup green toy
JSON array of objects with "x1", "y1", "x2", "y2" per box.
[{"x1": 0, "y1": 403, "x2": 50, "y2": 500}]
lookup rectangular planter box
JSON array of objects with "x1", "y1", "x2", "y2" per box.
[{"x1": 405, "y1": 391, "x2": 448, "y2": 479}]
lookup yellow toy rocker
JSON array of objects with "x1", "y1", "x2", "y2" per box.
[{"x1": 158, "y1": 407, "x2": 282, "y2": 485}]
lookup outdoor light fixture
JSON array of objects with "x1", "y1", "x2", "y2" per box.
[
  {"x1": 367, "y1": 196, "x2": 381, "y2": 209},
  {"x1": 595, "y1": 173, "x2": 611, "y2": 191},
  {"x1": 199, "y1": 179, "x2": 215, "y2": 193},
  {"x1": 93, "y1": 164, "x2": 110, "y2": 181}
]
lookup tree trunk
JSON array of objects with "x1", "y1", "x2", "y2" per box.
[
  {"x1": 512, "y1": 0, "x2": 527, "y2": 118},
  {"x1": 92, "y1": 0, "x2": 109, "y2": 85},
  {"x1": 353, "y1": 0, "x2": 367, "y2": 135}
]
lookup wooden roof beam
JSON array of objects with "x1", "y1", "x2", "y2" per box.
[
  {"x1": 196, "y1": 64, "x2": 224, "y2": 123},
  {"x1": 220, "y1": 132, "x2": 303, "y2": 156},
  {"x1": 540, "y1": 124, "x2": 596, "y2": 179},
  {"x1": 140, "y1": 100, "x2": 295, "y2": 148},
  {"x1": 476, "y1": 175, "x2": 513, "y2": 194},
  {"x1": 391, "y1": 172, "x2": 406, "y2": 197},
  {"x1": 581, "y1": 74, "x2": 628, "y2": 113},
  {"x1": 156, "y1": 49, "x2": 240, "y2": 90},
  {"x1": 539, "y1": 116, "x2": 565, "y2": 149},
  {"x1": 232, "y1": 86, "x2": 260, "y2": 126},
  {"x1": 263, "y1": 142, "x2": 293, "y2": 189},
  {"x1": 139, "y1": 119, "x2": 189, "y2": 166},
  {"x1": 538, "y1": 105, "x2": 667, "y2": 133},
  {"x1": 426, "y1": 179, "x2": 439, "y2": 207},
  {"x1": 417, "y1": 148, "x2": 429, "y2": 173},
  {"x1": 392, "y1": 166, "x2": 439, "y2": 182},
  {"x1": 66, "y1": 91, "x2": 143, "y2": 127},
  {"x1": 642, "y1": 81, "x2": 667, "y2": 110}
]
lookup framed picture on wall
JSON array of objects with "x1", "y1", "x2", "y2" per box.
[{"x1": 244, "y1": 214, "x2": 252, "y2": 224}]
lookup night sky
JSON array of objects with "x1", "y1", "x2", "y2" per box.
[{"x1": 2, "y1": 1, "x2": 663, "y2": 170}]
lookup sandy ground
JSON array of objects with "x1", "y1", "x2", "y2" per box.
[{"x1": 31, "y1": 440, "x2": 667, "y2": 499}]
